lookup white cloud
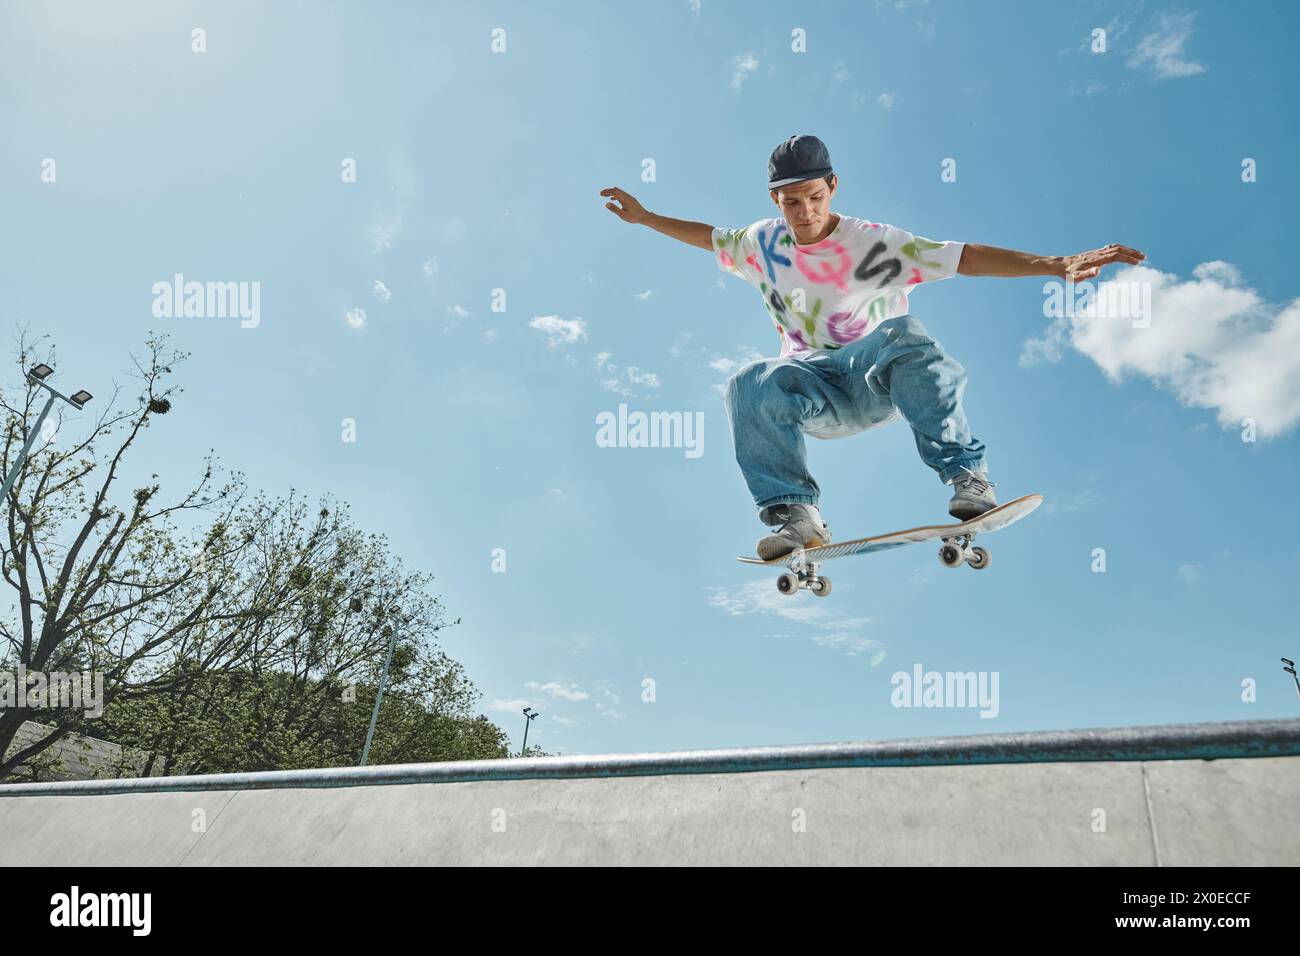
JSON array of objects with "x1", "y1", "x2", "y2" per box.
[
  {"x1": 878, "y1": 92, "x2": 897, "y2": 110},
  {"x1": 729, "y1": 53, "x2": 759, "y2": 94},
  {"x1": 708, "y1": 582, "x2": 886, "y2": 658},
  {"x1": 526, "y1": 680, "x2": 589, "y2": 702},
  {"x1": 483, "y1": 330, "x2": 498, "y2": 344},
  {"x1": 709, "y1": 347, "x2": 765, "y2": 377},
  {"x1": 1192, "y1": 260, "x2": 1241, "y2": 286},
  {"x1": 595, "y1": 353, "x2": 660, "y2": 394},
  {"x1": 1068, "y1": 79, "x2": 1109, "y2": 97},
  {"x1": 488, "y1": 698, "x2": 533, "y2": 712},
  {"x1": 1019, "y1": 317, "x2": 1068, "y2": 366},
  {"x1": 709, "y1": 347, "x2": 766, "y2": 396},
  {"x1": 448, "y1": 304, "x2": 469, "y2": 318},
  {"x1": 1178, "y1": 563, "x2": 1203, "y2": 582},
  {"x1": 535, "y1": 322, "x2": 660, "y2": 394},
  {"x1": 422, "y1": 257, "x2": 439, "y2": 276},
  {"x1": 1098, "y1": 8, "x2": 1137, "y2": 49},
  {"x1": 372, "y1": 280, "x2": 391, "y2": 303},
  {"x1": 371, "y1": 218, "x2": 402, "y2": 253},
  {"x1": 345, "y1": 307, "x2": 367, "y2": 329},
  {"x1": 530, "y1": 314, "x2": 588, "y2": 347},
  {"x1": 1020, "y1": 263, "x2": 1300, "y2": 438},
  {"x1": 1040, "y1": 484, "x2": 1103, "y2": 517},
  {"x1": 565, "y1": 634, "x2": 598, "y2": 656},
  {"x1": 1127, "y1": 11, "x2": 1206, "y2": 80},
  {"x1": 708, "y1": 580, "x2": 830, "y2": 623},
  {"x1": 625, "y1": 366, "x2": 660, "y2": 387}
]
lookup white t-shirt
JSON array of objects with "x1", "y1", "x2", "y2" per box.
[{"x1": 712, "y1": 215, "x2": 964, "y2": 357}]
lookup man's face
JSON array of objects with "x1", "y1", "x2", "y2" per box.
[{"x1": 771, "y1": 176, "x2": 837, "y2": 244}]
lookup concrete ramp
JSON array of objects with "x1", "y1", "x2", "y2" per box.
[{"x1": 1, "y1": 719, "x2": 1297, "y2": 866}]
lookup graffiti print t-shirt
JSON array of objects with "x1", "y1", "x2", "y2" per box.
[{"x1": 712, "y1": 215, "x2": 964, "y2": 357}]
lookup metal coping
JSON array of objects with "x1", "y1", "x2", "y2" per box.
[{"x1": 1, "y1": 718, "x2": 1297, "y2": 798}]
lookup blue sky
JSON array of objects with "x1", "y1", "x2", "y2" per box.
[{"x1": 3, "y1": 0, "x2": 1298, "y2": 757}]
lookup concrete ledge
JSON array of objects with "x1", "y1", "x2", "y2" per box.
[
  {"x1": 1, "y1": 720, "x2": 1296, "y2": 865},
  {"x1": 0, "y1": 756, "x2": 1296, "y2": 866},
  {"x1": 1, "y1": 718, "x2": 1297, "y2": 797}
]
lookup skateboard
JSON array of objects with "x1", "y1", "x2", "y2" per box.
[{"x1": 737, "y1": 493, "x2": 1043, "y2": 597}]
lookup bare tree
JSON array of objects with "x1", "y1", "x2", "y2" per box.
[
  {"x1": 1, "y1": 331, "x2": 487, "y2": 781},
  {"x1": 0, "y1": 331, "x2": 262, "y2": 775},
  {"x1": 0, "y1": 332, "x2": 491, "y2": 780}
]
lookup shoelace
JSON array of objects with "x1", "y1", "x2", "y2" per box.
[
  {"x1": 954, "y1": 468, "x2": 996, "y2": 495},
  {"x1": 774, "y1": 507, "x2": 826, "y2": 536}
]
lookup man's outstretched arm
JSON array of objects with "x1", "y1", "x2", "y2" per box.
[
  {"x1": 958, "y1": 242, "x2": 1146, "y2": 281},
  {"x1": 601, "y1": 186, "x2": 714, "y2": 251}
]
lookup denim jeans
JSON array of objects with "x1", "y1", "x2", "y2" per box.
[{"x1": 723, "y1": 315, "x2": 987, "y2": 525}]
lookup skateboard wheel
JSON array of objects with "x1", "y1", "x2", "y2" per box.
[
  {"x1": 811, "y1": 576, "x2": 832, "y2": 598},
  {"x1": 776, "y1": 573, "x2": 800, "y2": 596},
  {"x1": 967, "y1": 546, "x2": 991, "y2": 570},
  {"x1": 939, "y1": 544, "x2": 965, "y2": 568}
]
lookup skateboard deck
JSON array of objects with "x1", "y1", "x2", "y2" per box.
[{"x1": 738, "y1": 493, "x2": 1043, "y2": 597}]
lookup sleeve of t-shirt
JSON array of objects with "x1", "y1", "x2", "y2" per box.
[
  {"x1": 867, "y1": 223, "x2": 965, "y2": 289},
  {"x1": 712, "y1": 221, "x2": 767, "y2": 287}
]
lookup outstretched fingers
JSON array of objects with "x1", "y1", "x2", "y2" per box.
[
  {"x1": 601, "y1": 186, "x2": 629, "y2": 219},
  {"x1": 1102, "y1": 244, "x2": 1146, "y2": 265}
]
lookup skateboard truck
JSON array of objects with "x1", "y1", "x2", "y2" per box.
[
  {"x1": 775, "y1": 555, "x2": 832, "y2": 598},
  {"x1": 938, "y1": 531, "x2": 990, "y2": 570}
]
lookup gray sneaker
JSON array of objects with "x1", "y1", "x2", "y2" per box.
[
  {"x1": 756, "y1": 503, "x2": 832, "y2": 561},
  {"x1": 948, "y1": 468, "x2": 998, "y2": 520}
]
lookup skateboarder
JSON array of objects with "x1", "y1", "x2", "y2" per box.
[{"x1": 602, "y1": 134, "x2": 1144, "y2": 560}]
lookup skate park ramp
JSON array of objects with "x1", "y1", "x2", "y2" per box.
[{"x1": 1, "y1": 718, "x2": 1297, "y2": 866}]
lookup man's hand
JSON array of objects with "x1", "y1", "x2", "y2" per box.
[
  {"x1": 1057, "y1": 244, "x2": 1146, "y2": 281},
  {"x1": 601, "y1": 187, "x2": 649, "y2": 224}
]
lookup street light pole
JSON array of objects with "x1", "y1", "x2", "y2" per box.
[
  {"x1": 359, "y1": 610, "x2": 406, "y2": 767},
  {"x1": 520, "y1": 706, "x2": 539, "y2": 757},
  {"x1": 1, "y1": 364, "x2": 93, "y2": 501}
]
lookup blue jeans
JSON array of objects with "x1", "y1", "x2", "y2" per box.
[{"x1": 723, "y1": 315, "x2": 987, "y2": 525}]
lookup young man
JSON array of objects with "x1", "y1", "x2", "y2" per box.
[{"x1": 601, "y1": 134, "x2": 1144, "y2": 559}]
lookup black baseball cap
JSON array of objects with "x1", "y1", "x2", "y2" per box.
[{"x1": 768, "y1": 134, "x2": 834, "y2": 190}]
